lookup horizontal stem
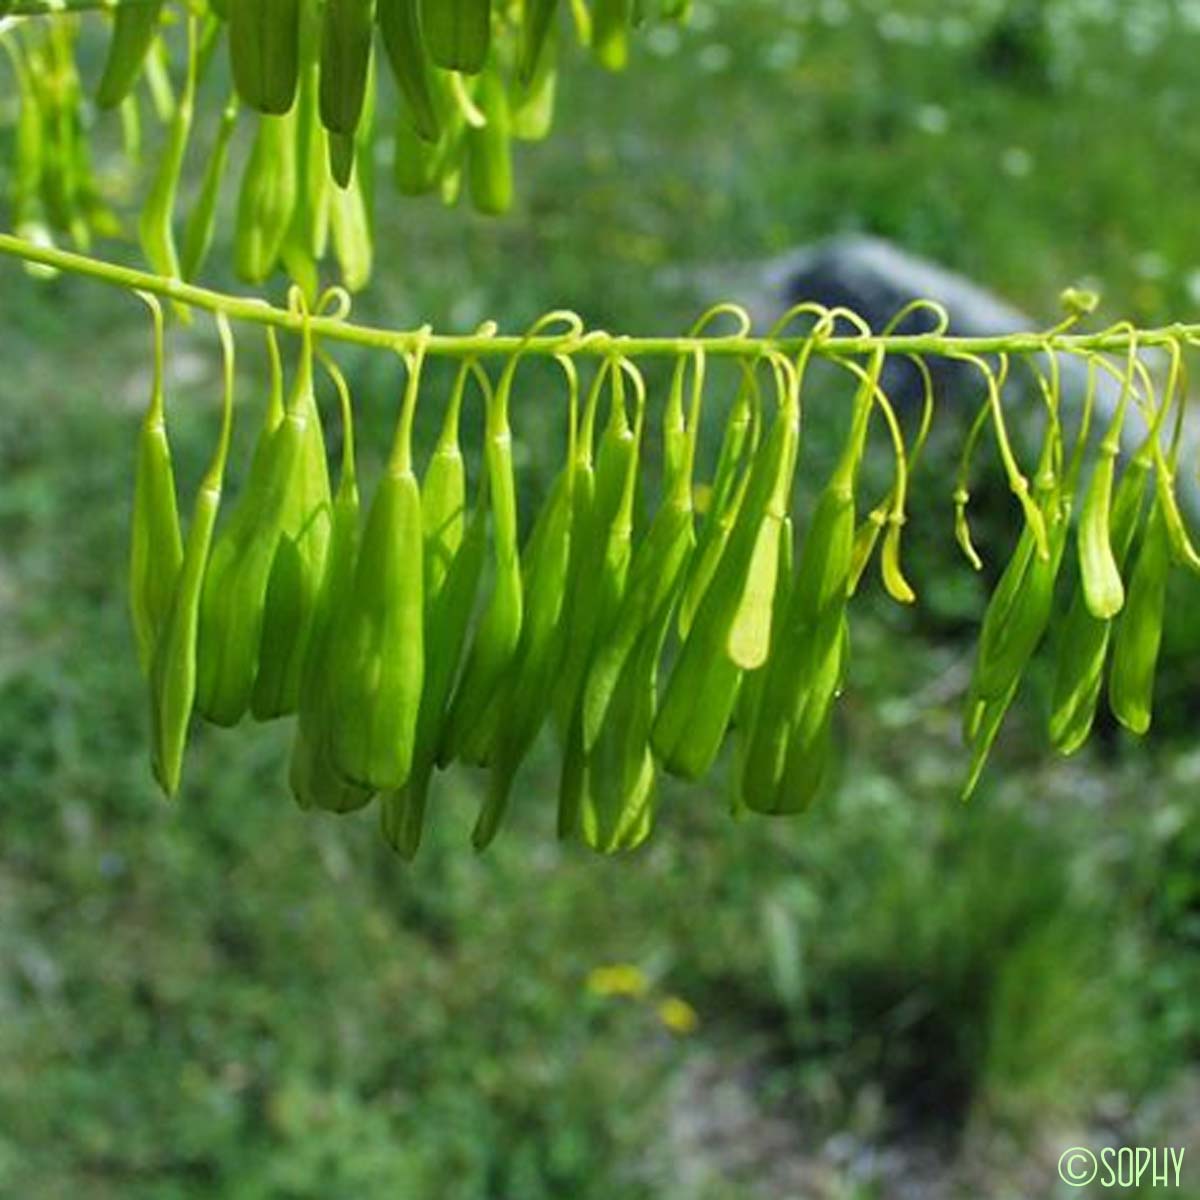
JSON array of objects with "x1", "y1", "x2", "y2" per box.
[{"x1": 2, "y1": 232, "x2": 1198, "y2": 364}]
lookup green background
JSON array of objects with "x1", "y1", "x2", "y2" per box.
[{"x1": 2, "y1": 0, "x2": 1200, "y2": 1195}]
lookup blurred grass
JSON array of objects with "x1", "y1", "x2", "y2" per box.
[{"x1": 2, "y1": 1, "x2": 1200, "y2": 1196}]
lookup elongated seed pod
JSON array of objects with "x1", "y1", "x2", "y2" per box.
[
  {"x1": 181, "y1": 94, "x2": 239, "y2": 282},
  {"x1": 382, "y1": 463, "x2": 489, "y2": 857},
  {"x1": 578, "y1": 615, "x2": 663, "y2": 852},
  {"x1": 439, "y1": 350, "x2": 530, "y2": 767},
  {"x1": 289, "y1": 357, "x2": 373, "y2": 813},
  {"x1": 378, "y1": 0, "x2": 441, "y2": 141},
  {"x1": 230, "y1": 0, "x2": 300, "y2": 114},
  {"x1": 1109, "y1": 500, "x2": 1171, "y2": 735},
  {"x1": 235, "y1": 108, "x2": 298, "y2": 283},
  {"x1": 149, "y1": 316, "x2": 236, "y2": 796},
  {"x1": 319, "y1": 0, "x2": 374, "y2": 136},
  {"x1": 511, "y1": 33, "x2": 557, "y2": 142},
  {"x1": 129, "y1": 297, "x2": 182, "y2": 676},
  {"x1": 194, "y1": 397, "x2": 305, "y2": 727},
  {"x1": 550, "y1": 360, "x2": 637, "y2": 736},
  {"x1": 1048, "y1": 455, "x2": 1149, "y2": 754},
  {"x1": 329, "y1": 161, "x2": 373, "y2": 289},
  {"x1": 327, "y1": 349, "x2": 426, "y2": 790},
  {"x1": 652, "y1": 370, "x2": 799, "y2": 780},
  {"x1": 739, "y1": 367, "x2": 875, "y2": 808},
  {"x1": 592, "y1": 0, "x2": 632, "y2": 70},
  {"x1": 519, "y1": 0, "x2": 558, "y2": 84},
  {"x1": 139, "y1": 17, "x2": 198, "y2": 281},
  {"x1": 1078, "y1": 446, "x2": 1124, "y2": 619},
  {"x1": 475, "y1": 461, "x2": 576, "y2": 847},
  {"x1": 678, "y1": 367, "x2": 757, "y2": 637},
  {"x1": 467, "y1": 67, "x2": 513, "y2": 215},
  {"x1": 97, "y1": 0, "x2": 166, "y2": 109},
  {"x1": 251, "y1": 334, "x2": 333, "y2": 719},
  {"x1": 422, "y1": 0, "x2": 491, "y2": 73}
]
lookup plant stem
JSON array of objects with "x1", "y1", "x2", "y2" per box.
[{"x1": 1, "y1": 232, "x2": 1196, "y2": 364}]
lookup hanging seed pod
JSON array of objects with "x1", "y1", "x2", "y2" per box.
[
  {"x1": 422, "y1": 0, "x2": 491, "y2": 73},
  {"x1": 97, "y1": 0, "x2": 166, "y2": 110},
  {"x1": 511, "y1": 28, "x2": 557, "y2": 142},
  {"x1": 592, "y1": 0, "x2": 632, "y2": 70},
  {"x1": 326, "y1": 341, "x2": 427, "y2": 791},
  {"x1": 289, "y1": 353, "x2": 374, "y2": 814},
  {"x1": 194, "y1": 335, "x2": 307, "y2": 728},
  {"x1": 467, "y1": 66, "x2": 513, "y2": 215},
  {"x1": 139, "y1": 15, "x2": 199, "y2": 283},
  {"x1": 181, "y1": 93, "x2": 239, "y2": 282},
  {"x1": 129, "y1": 294, "x2": 183, "y2": 677},
  {"x1": 251, "y1": 311, "x2": 333, "y2": 720},
  {"x1": 652, "y1": 356, "x2": 800, "y2": 781},
  {"x1": 319, "y1": 0, "x2": 374, "y2": 137},
  {"x1": 677, "y1": 363, "x2": 759, "y2": 638},
  {"x1": 739, "y1": 354, "x2": 878, "y2": 811},
  {"x1": 230, "y1": 0, "x2": 300, "y2": 114},
  {"x1": 381, "y1": 359, "x2": 492, "y2": 858},
  {"x1": 441, "y1": 320, "x2": 580, "y2": 768},
  {"x1": 149, "y1": 315, "x2": 236, "y2": 796},
  {"x1": 477, "y1": 358, "x2": 587, "y2": 847},
  {"x1": 550, "y1": 357, "x2": 640, "y2": 743},
  {"x1": 1049, "y1": 372, "x2": 1168, "y2": 755},
  {"x1": 519, "y1": 0, "x2": 559, "y2": 84},
  {"x1": 378, "y1": 0, "x2": 442, "y2": 141},
  {"x1": 578, "y1": 617, "x2": 662, "y2": 852},
  {"x1": 234, "y1": 108, "x2": 299, "y2": 283},
  {"x1": 279, "y1": 0, "x2": 330, "y2": 293},
  {"x1": 329, "y1": 162, "x2": 373, "y2": 288},
  {"x1": 1109, "y1": 498, "x2": 1171, "y2": 735}
]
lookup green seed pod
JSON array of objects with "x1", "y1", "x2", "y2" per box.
[
  {"x1": 510, "y1": 42, "x2": 557, "y2": 142},
  {"x1": 139, "y1": 16, "x2": 198, "y2": 281},
  {"x1": 234, "y1": 108, "x2": 298, "y2": 284},
  {"x1": 1048, "y1": 455, "x2": 1149, "y2": 754},
  {"x1": 578, "y1": 616, "x2": 663, "y2": 852},
  {"x1": 467, "y1": 67, "x2": 513, "y2": 215},
  {"x1": 1109, "y1": 499, "x2": 1170, "y2": 735},
  {"x1": 289, "y1": 353, "x2": 374, "y2": 813},
  {"x1": 97, "y1": 0, "x2": 166, "y2": 110},
  {"x1": 149, "y1": 315, "x2": 236, "y2": 796},
  {"x1": 439, "y1": 349, "x2": 532, "y2": 767},
  {"x1": 129, "y1": 296, "x2": 183, "y2": 677},
  {"x1": 772, "y1": 617, "x2": 846, "y2": 814},
  {"x1": 382, "y1": 463, "x2": 489, "y2": 858},
  {"x1": 475, "y1": 457, "x2": 577, "y2": 847},
  {"x1": 378, "y1": 0, "x2": 441, "y2": 141},
  {"x1": 251, "y1": 326, "x2": 333, "y2": 720},
  {"x1": 230, "y1": 0, "x2": 300, "y2": 114},
  {"x1": 1078, "y1": 445, "x2": 1124, "y2": 619},
  {"x1": 652, "y1": 365, "x2": 799, "y2": 780},
  {"x1": 194, "y1": 375, "x2": 306, "y2": 728},
  {"x1": 326, "y1": 346, "x2": 426, "y2": 790},
  {"x1": 550, "y1": 359, "x2": 638, "y2": 737},
  {"x1": 181, "y1": 93, "x2": 239, "y2": 282},
  {"x1": 421, "y1": 0, "x2": 491, "y2": 73},
  {"x1": 319, "y1": 0, "x2": 374, "y2": 136},
  {"x1": 677, "y1": 365, "x2": 758, "y2": 638},
  {"x1": 739, "y1": 361, "x2": 876, "y2": 809},
  {"x1": 519, "y1": 0, "x2": 558, "y2": 84},
  {"x1": 592, "y1": 0, "x2": 632, "y2": 70},
  {"x1": 329, "y1": 163, "x2": 373, "y2": 290}
]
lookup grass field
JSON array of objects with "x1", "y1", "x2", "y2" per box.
[{"x1": 2, "y1": 1, "x2": 1200, "y2": 1196}]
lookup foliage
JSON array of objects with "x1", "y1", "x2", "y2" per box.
[{"x1": 1, "y1": 0, "x2": 1200, "y2": 1197}]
